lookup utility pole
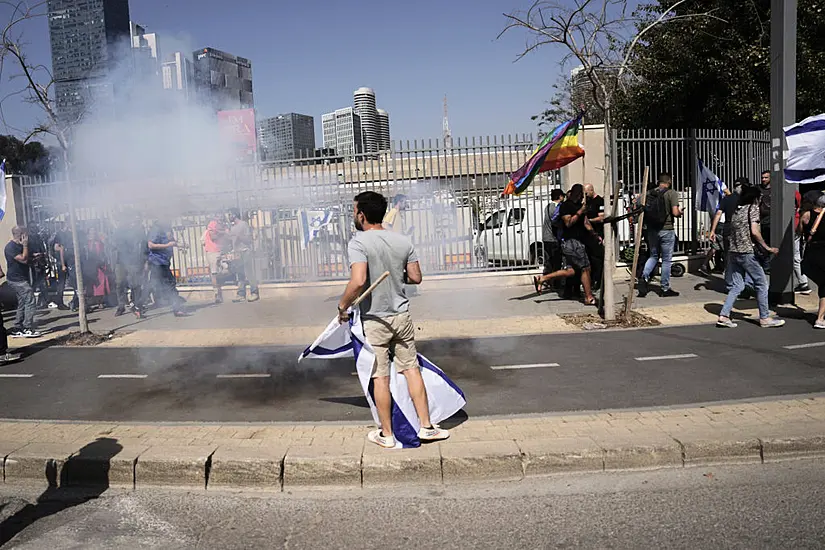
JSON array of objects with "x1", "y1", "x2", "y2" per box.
[{"x1": 769, "y1": 0, "x2": 797, "y2": 305}]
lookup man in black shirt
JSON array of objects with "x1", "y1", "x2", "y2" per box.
[
  {"x1": 4, "y1": 226, "x2": 41, "y2": 338},
  {"x1": 0, "y1": 261, "x2": 22, "y2": 364},
  {"x1": 533, "y1": 184, "x2": 599, "y2": 305},
  {"x1": 113, "y1": 212, "x2": 148, "y2": 317},
  {"x1": 584, "y1": 184, "x2": 605, "y2": 290},
  {"x1": 50, "y1": 224, "x2": 79, "y2": 311}
]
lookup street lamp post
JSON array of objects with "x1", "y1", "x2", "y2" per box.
[{"x1": 769, "y1": 0, "x2": 798, "y2": 305}]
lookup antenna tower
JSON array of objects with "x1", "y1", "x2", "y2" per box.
[{"x1": 442, "y1": 94, "x2": 453, "y2": 150}]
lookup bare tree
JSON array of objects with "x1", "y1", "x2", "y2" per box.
[
  {"x1": 1, "y1": 0, "x2": 90, "y2": 332},
  {"x1": 501, "y1": 0, "x2": 717, "y2": 320}
]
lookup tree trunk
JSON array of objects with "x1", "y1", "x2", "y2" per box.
[
  {"x1": 62, "y1": 148, "x2": 88, "y2": 333},
  {"x1": 601, "y1": 104, "x2": 617, "y2": 321}
]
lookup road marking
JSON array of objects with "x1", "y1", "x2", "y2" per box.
[
  {"x1": 98, "y1": 374, "x2": 147, "y2": 379},
  {"x1": 216, "y1": 374, "x2": 271, "y2": 379},
  {"x1": 634, "y1": 353, "x2": 698, "y2": 362},
  {"x1": 490, "y1": 363, "x2": 560, "y2": 370},
  {"x1": 783, "y1": 342, "x2": 825, "y2": 350},
  {"x1": 0, "y1": 374, "x2": 33, "y2": 378}
]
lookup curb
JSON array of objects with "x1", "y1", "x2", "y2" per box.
[{"x1": 3, "y1": 432, "x2": 825, "y2": 491}]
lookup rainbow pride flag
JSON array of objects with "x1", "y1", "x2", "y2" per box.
[{"x1": 503, "y1": 115, "x2": 585, "y2": 195}]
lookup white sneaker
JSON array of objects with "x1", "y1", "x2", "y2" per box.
[
  {"x1": 760, "y1": 317, "x2": 785, "y2": 328},
  {"x1": 418, "y1": 425, "x2": 450, "y2": 441},
  {"x1": 21, "y1": 329, "x2": 42, "y2": 338},
  {"x1": 367, "y1": 429, "x2": 396, "y2": 449},
  {"x1": 47, "y1": 302, "x2": 58, "y2": 309},
  {"x1": 814, "y1": 319, "x2": 825, "y2": 329}
]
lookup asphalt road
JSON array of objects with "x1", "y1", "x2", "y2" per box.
[
  {"x1": 0, "y1": 317, "x2": 824, "y2": 422},
  {"x1": 1, "y1": 461, "x2": 824, "y2": 548}
]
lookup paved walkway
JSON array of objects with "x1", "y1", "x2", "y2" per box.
[
  {"x1": 1, "y1": 395, "x2": 824, "y2": 489},
  {"x1": 7, "y1": 272, "x2": 821, "y2": 349}
]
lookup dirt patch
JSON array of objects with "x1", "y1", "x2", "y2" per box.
[
  {"x1": 560, "y1": 310, "x2": 661, "y2": 330},
  {"x1": 52, "y1": 331, "x2": 123, "y2": 347}
]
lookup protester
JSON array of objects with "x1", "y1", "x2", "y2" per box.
[
  {"x1": 584, "y1": 183, "x2": 605, "y2": 290},
  {"x1": 337, "y1": 191, "x2": 449, "y2": 448},
  {"x1": 147, "y1": 222, "x2": 190, "y2": 317},
  {"x1": 82, "y1": 227, "x2": 112, "y2": 310},
  {"x1": 533, "y1": 184, "x2": 598, "y2": 306},
  {"x1": 227, "y1": 208, "x2": 259, "y2": 303},
  {"x1": 202, "y1": 216, "x2": 227, "y2": 304},
  {"x1": 5, "y1": 226, "x2": 41, "y2": 338},
  {"x1": 716, "y1": 185, "x2": 784, "y2": 329},
  {"x1": 113, "y1": 212, "x2": 148, "y2": 317},
  {"x1": 0, "y1": 263, "x2": 21, "y2": 364},
  {"x1": 793, "y1": 190, "x2": 813, "y2": 295},
  {"x1": 27, "y1": 223, "x2": 50, "y2": 308},
  {"x1": 798, "y1": 191, "x2": 825, "y2": 329},
  {"x1": 383, "y1": 194, "x2": 413, "y2": 237},
  {"x1": 759, "y1": 170, "x2": 772, "y2": 248},
  {"x1": 541, "y1": 189, "x2": 565, "y2": 279},
  {"x1": 638, "y1": 172, "x2": 682, "y2": 298},
  {"x1": 51, "y1": 223, "x2": 79, "y2": 311}
]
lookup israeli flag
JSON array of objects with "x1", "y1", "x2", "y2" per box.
[
  {"x1": 299, "y1": 310, "x2": 466, "y2": 448},
  {"x1": 696, "y1": 158, "x2": 727, "y2": 213},
  {"x1": 0, "y1": 159, "x2": 6, "y2": 221},
  {"x1": 784, "y1": 113, "x2": 825, "y2": 184},
  {"x1": 299, "y1": 209, "x2": 334, "y2": 249}
]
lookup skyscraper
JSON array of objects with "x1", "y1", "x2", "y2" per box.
[
  {"x1": 377, "y1": 109, "x2": 391, "y2": 151},
  {"x1": 47, "y1": 0, "x2": 132, "y2": 124},
  {"x1": 193, "y1": 47, "x2": 253, "y2": 112},
  {"x1": 258, "y1": 113, "x2": 316, "y2": 161},
  {"x1": 162, "y1": 52, "x2": 196, "y2": 103},
  {"x1": 130, "y1": 22, "x2": 161, "y2": 82},
  {"x1": 353, "y1": 87, "x2": 379, "y2": 153},
  {"x1": 322, "y1": 107, "x2": 363, "y2": 157}
]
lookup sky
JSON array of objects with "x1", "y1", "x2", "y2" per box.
[{"x1": 0, "y1": 0, "x2": 565, "y2": 143}]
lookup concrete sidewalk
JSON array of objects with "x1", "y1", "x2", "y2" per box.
[
  {"x1": 10, "y1": 272, "x2": 821, "y2": 349},
  {"x1": 1, "y1": 395, "x2": 824, "y2": 490}
]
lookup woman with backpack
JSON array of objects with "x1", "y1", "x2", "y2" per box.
[
  {"x1": 798, "y1": 190, "x2": 825, "y2": 329},
  {"x1": 716, "y1": 185, "x2": 784, "y2": 329}
]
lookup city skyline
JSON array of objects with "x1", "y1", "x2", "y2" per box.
[{"x1": 0, "y1": 0, "x2": 558, "y2": 143}]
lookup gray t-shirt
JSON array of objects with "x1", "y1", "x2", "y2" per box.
[
  {"x1": 348, "y1": 230, "x2": 419, "y2": 318},
  {"x1": 229, "y1": 220, "x2": 252, "y2": 251},
  {"x1": 542, "y1": 202, "x2": 559, "y2": 243}
]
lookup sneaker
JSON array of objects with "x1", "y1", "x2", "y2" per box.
[
  {"x1": 21, "y1": 329, "x2": 42, "y2": 338},
  {"x1": 9, "y1": 329, "x2": 25, "y2": 338},
  {"x1": 760, "y1": 317, "x2": 785, "y2": 328},
  {"x1": 637, "y1": 279, "x2": 649, "y2": 298},
  {"x1": 0, "y1": 352, "x2": 22, "y2": 364},
  {"x1": 417, "y1": 425, "x2": 450, "y2": 442},
  {"x1": 795, "y1": 284, "x2": 813, "y2": 295},
  {"x1": 367, "y1": 429, "x2": 396, "y2": 449},
  {"x1": 661, "y1": 289, "x2": 680, "y2": 298},
  {"x1": 232, "y1": 296, "x2": 247, "y2": 303},
  {"x1": 716, "y1": 317, "x2": 737, "y2": 328},
  {"x1": 173, "y1": 311, "x2": 193, "y2": 318},
  {"x1": 47, "y1": 302, "x2": 58, "y2": 309},
  {"x1": 697, "y1": 266, "x2": 711, "y2": 278},
  {"x1": 814, "y1": 319, "x2": 825, "y2": 329},
  {"x1": 248, "y1": 292, "x2": 260, "y2": 303},
  {"x1": 114, "y1": 307, "x2": 126, "y2": 317}
]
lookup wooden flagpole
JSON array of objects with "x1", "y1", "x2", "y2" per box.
[{"x1": 624, "y1": 167, "x2": 649, "y2": 323}]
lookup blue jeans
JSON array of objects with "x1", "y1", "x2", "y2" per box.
[
  {"x1": 642, "y1": 229, "x2": 676, "y2": 291},
  {"x1": 721, "y1": 253, "x2": 769, "y2": 320}
]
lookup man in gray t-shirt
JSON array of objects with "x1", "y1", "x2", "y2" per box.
[{"x1": 338, "y1": 191, "x2": 450, "y2": 449}]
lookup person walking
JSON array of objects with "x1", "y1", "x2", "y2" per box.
[
  {"x1": 533, "y1": 184, "x2": 599, "y2": 306},
  {"x1": 337, "y1": 191, "x2": 449, "y2": 448},
  {"x1": 227, "y1": 208, "x2": 259, "y2": 303},
  {"x1": 0, "y1": 262, "x2": 22, "y2": 364},
  {"x1": 202, "y1": 216, "x2": 226, "y2": 304},
  {"x1": 5, "y1": 226, "x2": 41, "y2": 338},
  {"x1": 793, "y1": 190, "x2": 813, "y2": 295},
  {"x1": 638, "y1": 172, "x2": 683, "y2": 298},
  {"x1": 716, "y1": 185, "x2": 784, "y2": 329},
  {"x1": 799, "y1": 191, "x2": 825, "y2": 329},
  {"x1": 113, "y1": 211, "x2": 148, "y2": 317},
  {"x1": 147, "y1": 222, "x2": 190, "y2": 318}
]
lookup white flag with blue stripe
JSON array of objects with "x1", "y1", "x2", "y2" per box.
[
  {"x1": 696, "y1": 158, "x2": 727, "y2": 213},
  {"x1": 299, "y1": 310, "x2": 466, "y2": 448},
  {"x1": 784, "y1": 113, "x2": 825, "y2": 184},
  {"x1": 299, "y1": 209, "x2": 334, "y2": 249},
  {"x1": 0, "y1": 159, "x2": 6, "y2": 221}
]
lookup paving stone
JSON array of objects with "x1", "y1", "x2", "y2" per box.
[
  {"x1": 519, "y1": 437, "x2": 604, "y2": 476},
  {"x1": 4, "y1": 442, "x2": 80, "y2": 486},
  {"x1": 362, "y1": 442, "x2": 442, "y2": 487},
  {"x1": 209, "y1": 447, "x2": 286, "y2": 489},
  {"x1": 135, "y1": 445, "x2": 216, "y2": 489},
  {"x1": 760, "y1": 431, "x2": 825, "y2": 462},
  {"x1": 0, "y1": 441, "x2": 29, "y2": 482},
  {"x1": 284, "y1": 441, "x2": 364, "y2": 488},
  {"x1": 593, "y1": 432, "x2": 683, "y2": 471},
  {"x1": 441, "y1": 440, "x2": 523, "y2": 483},
  {"x1": 674, "y1": 432, "x2": 762, "y2": 466},
  {"x1": 63, "y1": 438, "x2": 148, "y2": 488}
]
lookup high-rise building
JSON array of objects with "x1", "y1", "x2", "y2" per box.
[
  {"x1": 47, "y1": 0, "x2": 132, "y2": 124},
  {"x1": 162, "y1": 52, "x2": 196, "y2": 102},
  {"x1": 193, "y1": 47, "x2": 253, "y2": 112},
  {"x1": 130, "y1": 22, "x2": 161, "y2": 81},
  {"x1": 353, "y1": 87, "x2": 379, "y2": 153},
  {"x1": 377, "y1": 109, "x2": 391, "y2": 151},
  {"x1": 258, "y1": 113, "x2": 316, "y2": 161},
  {"x1": 322, "y1": 107, "x2": 363, "y2": 157}
]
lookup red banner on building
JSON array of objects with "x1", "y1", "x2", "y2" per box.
[{"x1": 218, "y1": 108, "x2": 257, "y2": 160}]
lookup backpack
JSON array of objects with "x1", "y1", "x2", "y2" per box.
[{"x1": 644, "y1": 188, "x2": 669, "y2": 228}]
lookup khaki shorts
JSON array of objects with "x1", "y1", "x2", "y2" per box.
[
  {"x1": 363, "y1": 312, "x2": 418, "y2": 378},
  {"x1": 206, "y1": 251, "x2": 222, "y2": 275}
]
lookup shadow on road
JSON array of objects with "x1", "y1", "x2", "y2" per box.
[
  {"x1": 319, "y1": 396, "x2": 370, "y2": 408},
  {"x1": 0, "y1": 437, "x2": 122, "y2": 546}
]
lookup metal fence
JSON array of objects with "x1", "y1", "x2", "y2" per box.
[{"x1": 14, "y1": 129, "x2": 771, "y2": 284}]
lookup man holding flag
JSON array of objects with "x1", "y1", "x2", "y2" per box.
[
  {"x1": 336, "y1": 191, "x2": 450, "y2": 448},
  {"x1": 696, "y1": 159, "x2": 729, "y2": 276}
]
